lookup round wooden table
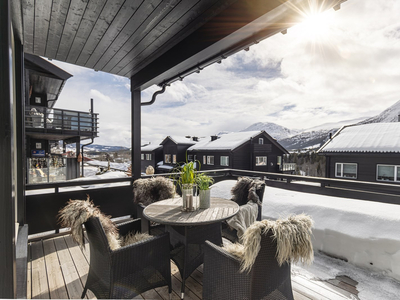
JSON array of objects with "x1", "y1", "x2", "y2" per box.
[
  {"x1": 143, "y1": 197, "x2": 239, "y2": 299},
  {"x1": 143, "y1": 197, "x2": 239, "y2": 226}
]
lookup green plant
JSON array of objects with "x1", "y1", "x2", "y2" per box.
[
  {"x1": 196, "y1": 173, "x2": 214, "y2": 190},
  {"x1": 174, "y1": 161, "x2": 197, "y2": 189}
]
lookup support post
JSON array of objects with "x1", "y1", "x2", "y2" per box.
[
  {"x1": 131, "y1": 86, "x2": 141, "y2": 181},
  {"x1": 0, "y1": 0, "x2": 17, "y2": 297}
]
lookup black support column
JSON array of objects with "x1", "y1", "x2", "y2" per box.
[
  {"x1": 0, "y1": 0, "x2": 17, "y2": 297},
  {"x1": 131, "y1": 86, "x2": 141, "y2": 181}
]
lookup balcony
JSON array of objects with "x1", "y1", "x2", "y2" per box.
[{"x1": 25, "y1": 106, "x2": 99, "y2": 139}]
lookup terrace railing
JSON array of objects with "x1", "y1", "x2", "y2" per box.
[
  {"x1": 25, "y1": 169, "x2": 400, "y2": 235},
  {"x1": 25, "y1": 105, "x2": 99, "y2": 136}
]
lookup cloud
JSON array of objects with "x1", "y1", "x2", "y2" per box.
[{"x1": 50, "y1": 0, "x2": 400, "y2": 147}]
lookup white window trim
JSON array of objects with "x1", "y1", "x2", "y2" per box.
[
  {"x1": 255, "y1": 156, "x2": 267, "y2": 166},
  {"x1": 165, "y1": 154, "x2": 171, "y2": 163},
  {"x1": 146, "y1": 154, "x2": 151, "y2": 160},
  {"x1": 220, "y1": 156, "x2": 229, "y2": 166},
  {"x1": 141, "y1": 154, "x2": 144, "y2": 160},
  {"x1": 259, "y1": 138, "x2": 264, "y2": 145},
  {"x1": 172, "y1": 154, "x2": 177, "y2": 164},
  {"x1": 203, "y1": 156, "x2": 207, "y2": 165},
  {"x1": 376, "y1": 164, "x2": 400, "y2": 182},
  {"x1": 207, "y1": 156, "x2": 214, "y2": 165},
  {"x1": 335, "y1": 162, "x2": 357, "y2": 179}
]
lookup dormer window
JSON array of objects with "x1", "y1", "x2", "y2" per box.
[{"x1": 259, "y1": 138, "x2": 264, "y2": 144}]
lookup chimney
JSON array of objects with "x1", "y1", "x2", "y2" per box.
[
  {"x1": 329, "y1": 133, "x2": 332, "y2": 139},
  {"x1": 398, "y1": 114, "x2": 400, "y2": 122},
  {"x1": 192, "y1": 136, "x2": 198, "y2": 142},
  {"x1": 211, "y1": 135, "x2": 218, "y2": 141}
]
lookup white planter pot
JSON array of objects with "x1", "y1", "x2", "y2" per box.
[{"x1": 199, "y1": 189, "x2": 211, "y2": 209}]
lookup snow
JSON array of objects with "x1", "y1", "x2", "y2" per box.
[
  {"x1": 141, "y1": 143, "x2": 162, "y2": 151},
  {"x1": 86, "y1": 160, "x2": 130, "y2": 171},
  {"x1": 319, "y1": 123, "x2": 400, "y2": 153},
  {"x1": 188, "y1": 131, "x2": 262, "y2": 151},
  {"x1": 211, "y1": 180, "x2": 400, "y2": 299},
  {"x1": 164, "y1": 135, "x2": 197, "y2": 145}
]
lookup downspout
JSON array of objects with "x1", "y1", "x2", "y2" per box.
[{"x1": 141, "y1": 84, "x2": 167, "y2": 106}]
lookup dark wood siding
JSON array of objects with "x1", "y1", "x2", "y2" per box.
[
  {"x1": 327, "y1": 154, "x2": 400, "y2": 184},
  {"x1": 193, "y1": 151, "x2": 231, "y2": 171},
  {"x1": 251, "y1": 133, "x2": 286, "y2": 173}
]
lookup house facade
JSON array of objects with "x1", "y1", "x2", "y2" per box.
[
  {"x1": 187, "y1": 131, "x2": 289, "y2": 172},
  {"x1": 141, "y1": 144, "x2": 163, "y2": 173},
  {"x1": 318, "y1": 123, "x2": 400, "y2": 184}
]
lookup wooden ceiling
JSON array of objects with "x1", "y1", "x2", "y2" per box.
[{"x1": 12, "y1": 0, "x2": 345, "y2": 90}]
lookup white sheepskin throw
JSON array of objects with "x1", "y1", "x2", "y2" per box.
[
  {"x1": 133, "y1": 176, "x2": 175, "y2": 206},
  {"x1": 226, "y1": 201, "x2": 258, "y2": 238},
  {"x1": 58, "y1": 197, "x2": 151, "y2": 251},
  {"x1": 231, "y1": 177, "x2": 264, "y2": 206},
  {"x1": 223, "y1": 214, "x2": 314, "y2": 273}
]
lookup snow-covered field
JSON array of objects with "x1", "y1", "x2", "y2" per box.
[{"x1": 211, "y1": 180, "x2": 400, "y2": 300}]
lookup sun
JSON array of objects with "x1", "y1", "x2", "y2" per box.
[{"x1": 299, "y1": 11, "x2": 334, "y2": 41}]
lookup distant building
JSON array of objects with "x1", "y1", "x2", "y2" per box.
[
  {"x1": 318, "y1": 123, "x2": 400, "y2": 183},
  {"x1": 141, "y1": 144, "x2": 163, "y2": 173},
  {"x1": 187, "y1": 131, "x2": 289, "y2": 172}
]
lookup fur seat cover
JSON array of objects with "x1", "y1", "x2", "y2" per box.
[
  {"x1": 224, "y1": 214, "x2": 314, "y2": 272},
  {"x1": 133, "y1": 176, "x2": 175, "y2": 207},
  {"x1": 58, "y1": 197, "x2": 150, "y2": 250},
  {"x1": 231, "y1": 177, "x2": 264, "y2": 206}
]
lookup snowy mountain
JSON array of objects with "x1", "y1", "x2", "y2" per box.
[
  {"x1": 357, "y1": 99, "x2": 400, "y2": 124},
  {"x1": 66, "y1": 144, "x2": 130, "y2": 153},
  {"x1": 278, "y1": 128, "x2": 337, "y2": 151},
  {"x1": 241, "y1": 122, "x2": 300, "y2": 140}
]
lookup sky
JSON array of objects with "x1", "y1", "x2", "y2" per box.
[{"x1": 51, "y1": 0, "x2": 400, "y2": 147}]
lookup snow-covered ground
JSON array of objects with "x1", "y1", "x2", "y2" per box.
[{"x1": 211, "y1": 180, "x2": 400, "y2": 300}]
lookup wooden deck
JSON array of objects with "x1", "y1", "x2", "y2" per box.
[{"x1": 28, "y1": 234, "x2": 359, "y2": 300}]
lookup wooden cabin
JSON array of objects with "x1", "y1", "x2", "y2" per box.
[
  {"x1": 188, "y1": 131, "x2": 289, "y2": 172},
  {"x1": 318, "y1": 123, "x2": 400, "y2": 184},
  {"x1": 141, "y1": 144, "x2": 163, "y2": 174}
]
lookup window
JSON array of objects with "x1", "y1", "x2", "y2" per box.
[
  {"x1": 146, "y1": 154, "x2": 151, "y2": 160},
  {"x1": 255, "y1": 156, "x2": 267, "y2": 166},
  {"x1": 259, "y1": 138, "x2": 264, "y2": 144},
  {"x1": 141, "y1": 154, "x2": 144, "y2": 160},
  {"x1": 220, "y1": 156, "x2": 229, "y2": 166},
  {"x1": 165, "y1": 154, "x2": 171, "y2": 163},
  {"x1": 207, "y1": 156, "x2": 214, "y2": 165},
  {"x1": 377, "y1": 165, "x2": 400, "y2": 182},
  {"x1": 335, "y1": 163, "x2": 357, "y2": 179},
  {"x1": 203, "y1": 156, "x2": 207, "y2": 165},
  {"x1": 172, "y1": 155, "x2": 177, "y2": 164},
  {"x1": 188, "y1": 155, "x2": 193, "y2": 161}
]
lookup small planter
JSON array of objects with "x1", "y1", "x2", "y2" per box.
[
  {"x1": 199, "y1": 189, "x2": 211, "y2": 209},
  {"x1": 182, "y1": 183, "x2": 198, "y2": 211}
]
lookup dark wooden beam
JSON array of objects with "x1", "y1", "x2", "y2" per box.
[
  {"x1": 131, "y1": 87, "x2": 141, "y2": 180},
  {"x1": 0, "y1": 0, "x2": 16, "y2": 297}
]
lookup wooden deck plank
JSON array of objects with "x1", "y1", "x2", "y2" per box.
[
  {"x1": 27, "y1": 243, "x2": 32, "y2": 299},
  {"x1": 30, "y1": 241, "x2": 50, "y2": 299},
  {"x1": 293, "y1": 290, "x2": 313, "y2": 300},
  {"x1": 53, "y1": 236, "x2": 85, "y2": 299},
  {"x1": 327, "y1": 278, "x2": 359, "y2": 297},
  {"x1": 64, "y1": 235, "x2": 96, "y2": 299},
  {"x1": 42, "y1": 239, "x2": 69, "y2": 299}
]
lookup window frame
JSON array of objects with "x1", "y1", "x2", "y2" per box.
[
  {"x1": 141, "y1": 154, "x2": 144, "y2": 160},
  {"x1": 255, "y1": 156, "x2": 267, "y2": 166},
  {"x1": 203, "y1": 156, "x2": 207, "y2": 165},
  {"x1": 172, "y1": 154, "x2": 177, "y2": 164},
  {"x1": 220, "y1": 156, "x2": 229, "y2": 166},
  {"x1": 376, "y1": 164, "x2": 400, "y2": 182},
  {"x1": 146, "y1": 154, "x2": 151, "y2": 160},
  {"x1": 165, "y1": 154, "x2": 171, "y2": 163},
  {"x1": 259, "y1": 138, "x2": 264, "y2": 144},
  {"x1": 335, "y1": 162, "x2": 357, "y2": 179},
  {"x1": 207, "y1": 155, "x2": 214, "y2": 165}
]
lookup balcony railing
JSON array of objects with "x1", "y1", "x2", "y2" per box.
[{"x1": 25, "y1": 105, "x2": 99, "y2": 136}]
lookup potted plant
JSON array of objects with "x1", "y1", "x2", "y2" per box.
[
  {"x1": 174, "y1": 161, "x2": 197, "y2": 211},
  {"x1": 196, "y1": 173, "x2": 214, "y2": 209}
]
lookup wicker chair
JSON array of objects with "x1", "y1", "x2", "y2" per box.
[
  {"x1": 81, "y1": 217, "x2": 172, "y2": 299},
  {"x1": 203, "y1": 229, "x2": 293, "y2": 300},
  {"x1": 222, "y1": 178, "x2": 266, "y2": 242}
]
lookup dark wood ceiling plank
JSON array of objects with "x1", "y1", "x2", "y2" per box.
[
  {"x1": 22, "y1": 0, "x2": 35, "y2": 53},
  {"x1": 109, "y1": 0, "x2": 201, "y2": 75},
  {"x1": 34, "y1": 0, "x2": 52, "y2": 56},
  {"x1": 45, "y1": 0, "x2": 70, "y2": 59},
  {"x1": 66, "y1": 0, "x2": 107, "y2": 64},
  {"x1": 55, "y1": 0, "x2": 88, "y2": 62},
  {"x1": 121, "y1": 0, "x2": 233, "y2": 77},
  {"x1": 84, "y1": 0, "x2": 144, "y2": 69},
  {"x1": 116, "y1": 0, "x2": 221, "y2": 76},
  {"x1": 75, "y1": 0, "x2": 125, "y2": 66},
  {"x1": 91, "y1": 0, "x2": 165, "y2": 71}
]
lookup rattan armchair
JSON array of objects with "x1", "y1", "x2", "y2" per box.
[
  {"x1": 222, "y1": 178, "x2": 266, "y2": 242},
  {"x1": 81, "y1": 217, "x2": 172, "y2": 299},
  {"x1": 203, "y1": 229, "x2": 293, "y2": 300}
]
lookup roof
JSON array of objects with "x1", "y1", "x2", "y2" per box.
[
  {"x1": 318, "y1": 123, "x2": 400, "y2": 153},
  {"x1": 161, "y1": 136, "x2": 197, "y2": 146},
  {"x1": 11, "y1": 0, "x2": 345, "y2": 90},
  {"x1": 187, "y1": 131, "x2": 267, "y2": 151},
  {"x1": 141, "y1": 144, "x2": 162, "y2": 152}
]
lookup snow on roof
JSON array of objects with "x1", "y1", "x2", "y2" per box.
[
  {"x1": 141, "y1": 144, "x2": 162, "y2": 151},
  {"x1": 165, "y1": 135, "x2": 197, "y2": 145},
  {"x1": 319, "y1": 123, "x2": 400, "y2": 153},
  {"x1": 188, "y1": 131, "x2": 262, "y2": 151}
]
